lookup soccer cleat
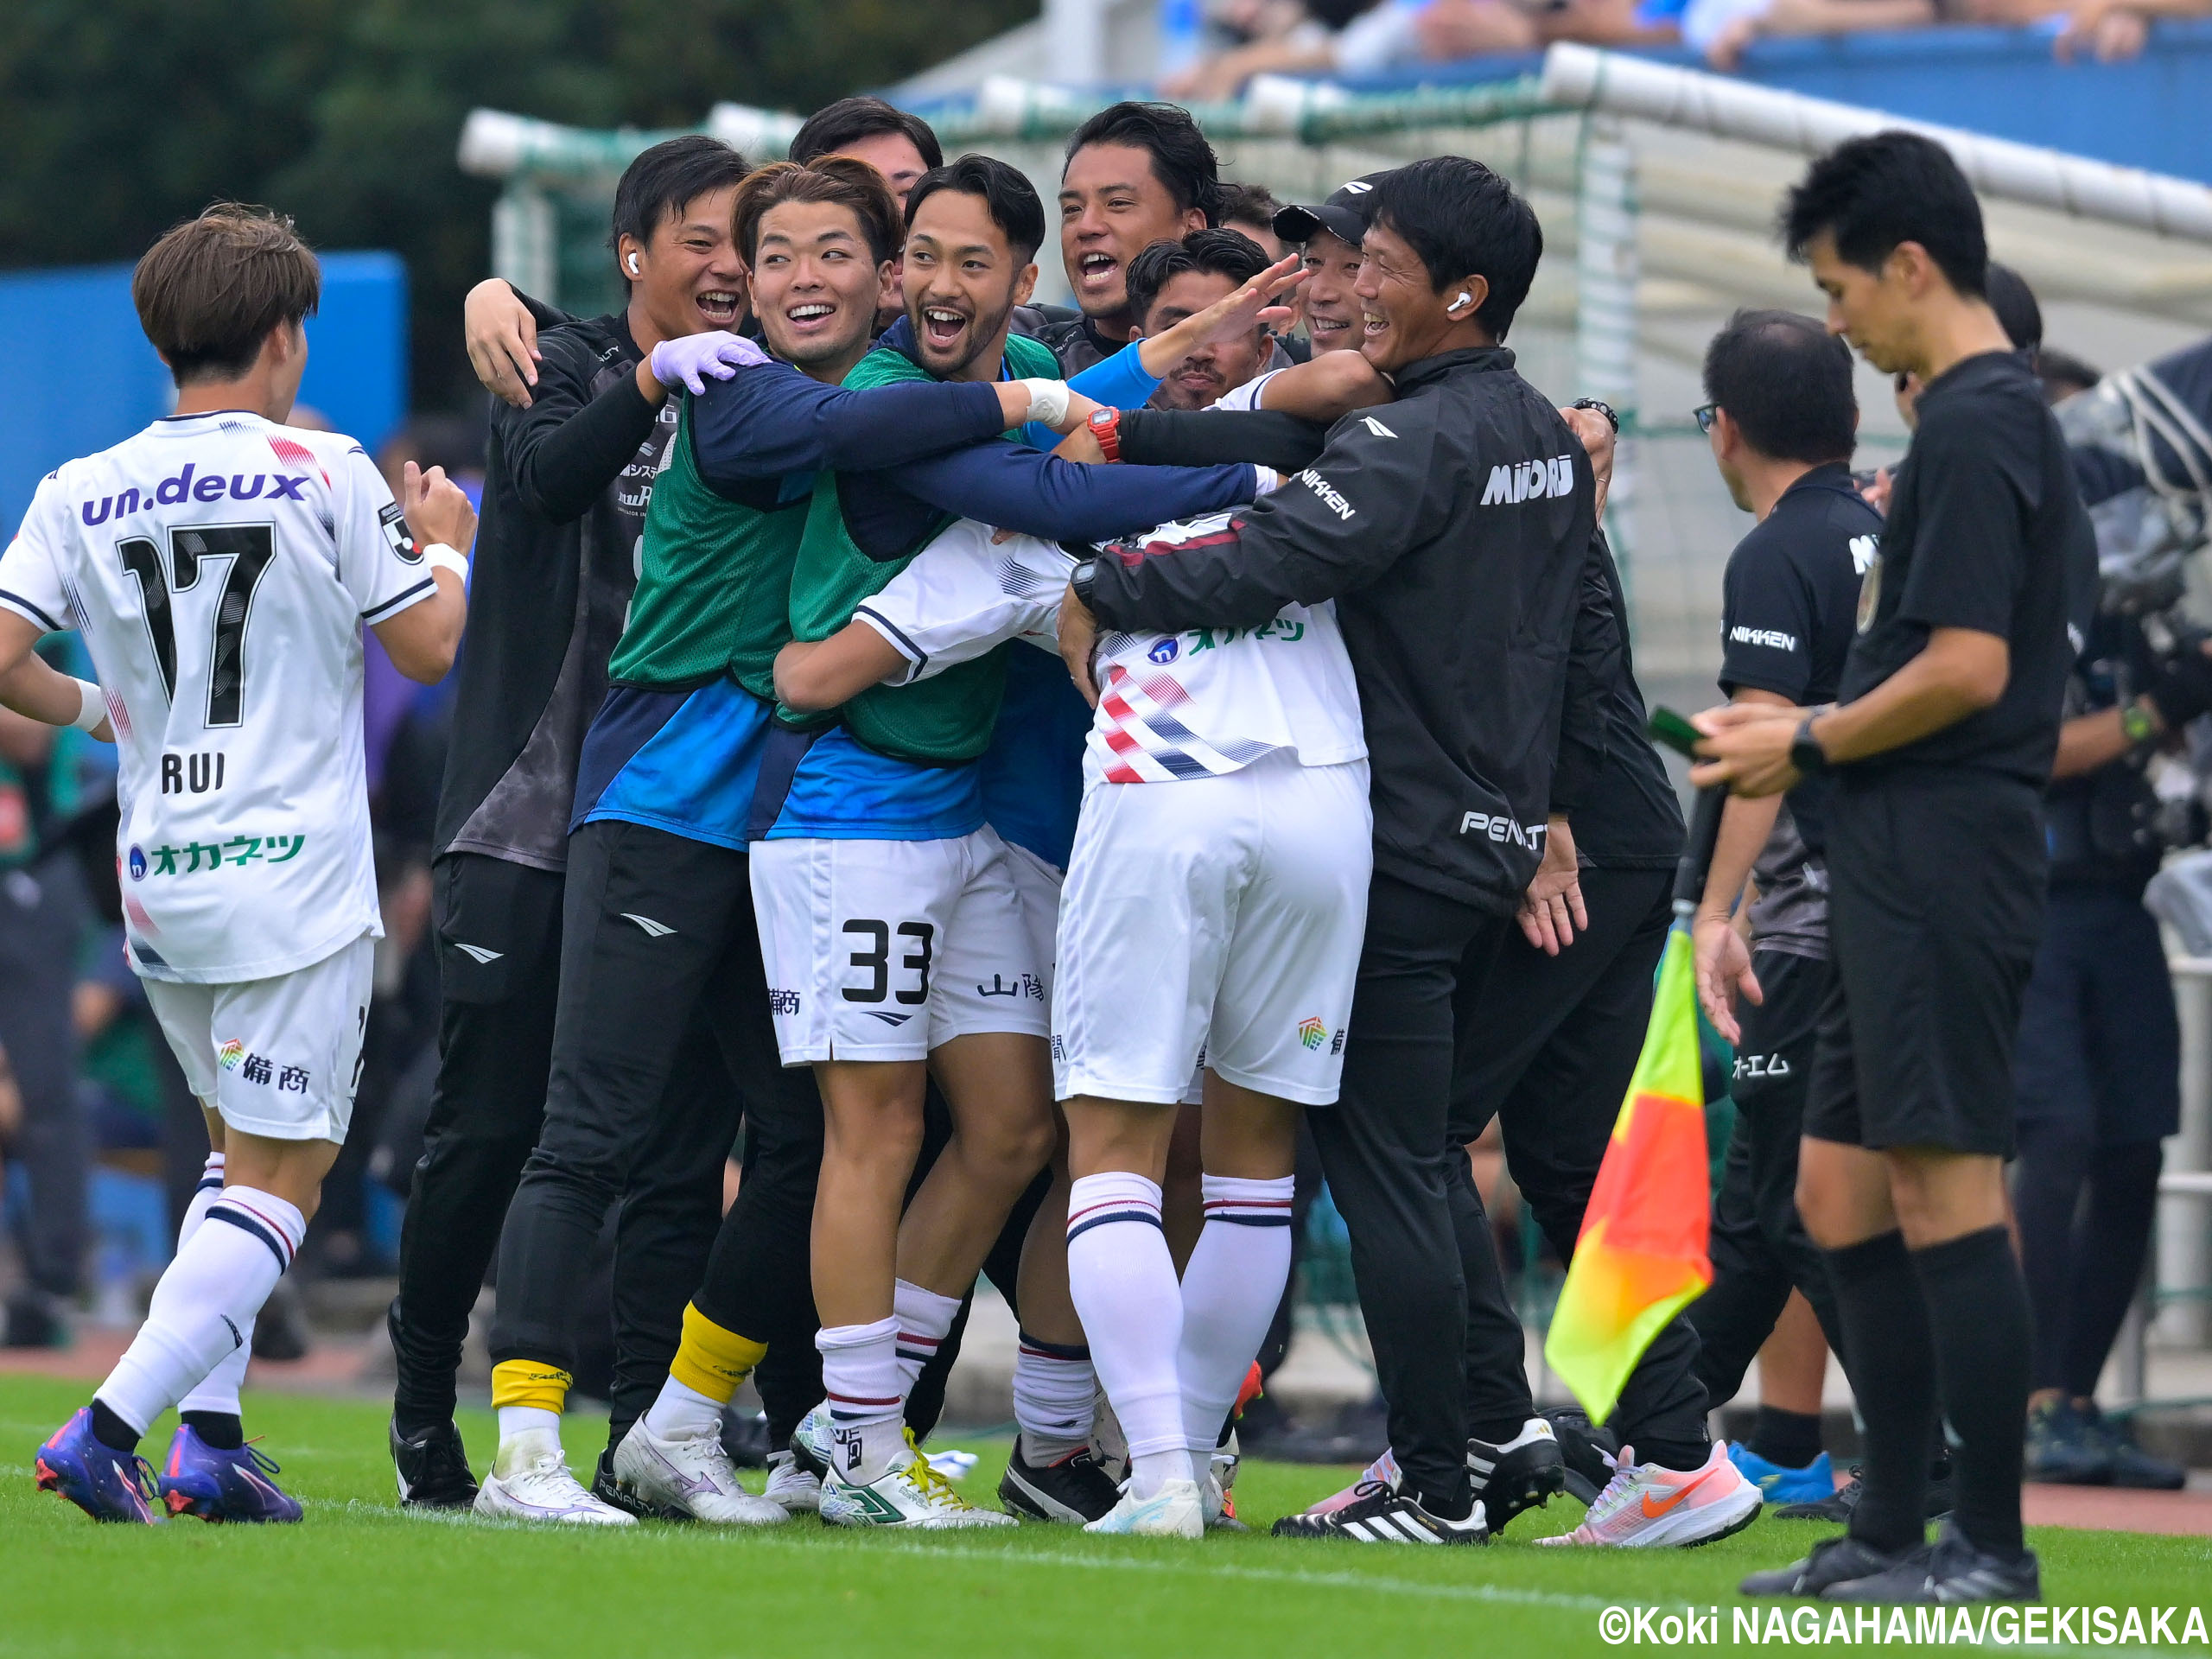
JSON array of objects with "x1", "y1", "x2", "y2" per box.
[
  {"x1": 788, "y1": 1402, "x2": 832, "y2": 1480},
  {"x1": 1203, "y1": 1469, "x2": 1247, "y2": 1531},
  {"x1": 1740, "y1": 1534, "x2": 1921, "y2": 1597},
  {"x1": 1774, "y1": 1464, "x2": 1955, "y2": 1522},
  {"x1": 2024, "y1": 1397, "x2": 2111, "y2": 1485},
  {"x1": 1542, "y1": 1407, "x2": 1621, "y2": 1504},
  {"x1": 593, "y1": 1447, "x2": 685, "y2": 1521},
  {"x1": 999, "y1": 1441, "x2": 1120, "y2": 1524},
  {"x1": 1271, "y1": 1483, "x2": 1487, "y2": 1545},
  {"x1": 35, "y1": 1408, "x2": 162, "y2": 1524},
  {"x1": 1821, "y1": 1521, "x2": 2041, "y2": 1604},
  {"x1": 2077, "y1": 1402, "x2": 2187, "y2": 1491},
  {"x1": 610, "y1": 1420, "x2": 788, "y2": 1525},
  {"x1": 157, "y1": 1425, "x2": 302, "y2": 1522},
  {"x1": 1084, "y1": 1477, "x2": 1205, "y2": 1539},
  {"x1": 1728, "y1": 1444, "x2": 1838, "y2": 1506},
  {"x1": 820, "y1": 1445, "x2": 1019, "y2": 1530},
  {"x1": 473, "y1": 1433, "x2": 635, "y2": 1525},
  {"x1": 1468, "y1": 1417, "x2": 1567, "y2": 1535},
  {"x1": 1301, "y1": 1448, "x2": 1402, "y2": 1517},
  {"x1": 764, "y1": 1449, "x2": 823, "y2": 1514},
  {"x1": 1535, "y1": 1441, "x2": 1761, "y2": 1548},
  {"x1": 390, "y1": 1417, "x2": 480, "y2": 1510}
]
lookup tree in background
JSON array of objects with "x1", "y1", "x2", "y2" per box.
[{"x1": 0, "y1": 0, "x2": 1029, "y2": 408}]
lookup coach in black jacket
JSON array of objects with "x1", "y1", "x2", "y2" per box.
[{"x1": 1065, "y1": 158, "x2": 1596, "y2": 1537}]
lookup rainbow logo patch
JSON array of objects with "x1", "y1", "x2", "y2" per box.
[
  {"x1": 217, "y1": 1039, "x2": 245, "y2": 1071},
  {"x1": 1297, "y1": 1017, "x2": 1327, "y2": 1051}
]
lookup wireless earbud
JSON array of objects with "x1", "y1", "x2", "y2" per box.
[
  {"x1": 627, "y1": 253, "x2": 641, "y2": 276},
  {"x1": 1452, "y1": 291, "x2": 1471, "y2": 312}
]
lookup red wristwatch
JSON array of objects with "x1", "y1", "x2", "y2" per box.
[{"x1": 1087, "y1": 405, "x2": 1123, "y2": 462}]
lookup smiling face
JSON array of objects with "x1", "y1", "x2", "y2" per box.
[
  {"x1": 1140, "y1": 269, "x2": 1268, "y2": 410},
  {"x1": 747, "y1": 200, "x2": 894, "y2": 378},
  {"x1": 1353, "y1": 219, "x2": 1473, "y2": 375},
  {"x1": 903, "y1": 188, "x2": 1037, "y2": 382},
  {"x1": 1058, "y1": 143, "x2": 1206, "y2": 334},
  {"x1": 625, "y1": 183, "x2": 746, "y2": 340},
  {"x1": 1297, "y1": 229, "x2": 1364, "y2": 355}
]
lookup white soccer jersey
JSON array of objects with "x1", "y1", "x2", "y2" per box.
[
  {"x1": 858, "y1": 512, "x2": 1366, "y2": 786},
  {"x1": 0, "y1": 411, "x2": 439, "y2": 982}
]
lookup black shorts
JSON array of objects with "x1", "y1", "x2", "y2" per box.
[
  {"x1": 2012, "y1": 885, "x2": 2180, "y2": 1146},
  {"x1": 1803, "y1": 771, "x2": 2044, "y2": 1158}
]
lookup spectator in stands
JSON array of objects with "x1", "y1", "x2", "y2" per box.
[{"x1": 1695, "y1": 0, "x2": 2208, "y2": 71}]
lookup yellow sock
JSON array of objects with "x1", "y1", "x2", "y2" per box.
[
  {"x1": 669, "y1": 1304, "x2": 768, "y2": 1403},
  {"x1": 490, "y1": 1358, "x2": 572, "y2": 1415}
]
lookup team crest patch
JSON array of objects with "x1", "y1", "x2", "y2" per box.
[
  {"x1": 217, "y1": 1039, "x2": 246, "y2": 1071},
  {"x1": 1297, "y1": 1016, "x2": 1327, "y2": 1051}
]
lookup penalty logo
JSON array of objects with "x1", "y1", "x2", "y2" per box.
[{"x1": 1297, "y1": 1016, "x2": 1327, "y2": 1051}]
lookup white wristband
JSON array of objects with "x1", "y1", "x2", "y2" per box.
[
  {"x1": 423, "y1": 543, "x2": 469, "y2": 580},
  {"x1": 1019, "y1": 378, "x2": 1071, "y2": 429},
  {"x1": 72, "y1": 678, "x2": 105, "y2": 733}
]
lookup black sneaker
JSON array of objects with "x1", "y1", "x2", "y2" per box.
[
  {"x1": 2025, "y1": 1397, "x2": 2113, "y2": 1485},
  {"x1": 590, "y1": 1447, "x2": 689, "y2": 1521},
  {"x1": 1468, "y1": 1417, "x2": 1567, "y2": 1535},
  {"x1": 1821, "y1": 1521, "x2": 2040, "y2": 1604},
  {"x1": 1272, "y1": 1483, "x2": 1490, "y2": 1545},
  {"x1": 999, "y1": 1441, "x2": 1120, "y2": 1524},
  {"x1": 1774, "y1": 1465, "x2": 1955, "y2": 1522},
  {"x1": 1740, "y1": 1534, "x2": 1919, "y2": 1597},
  {"x1": 390, "y1": 1417, "x2": 479, "y2": 1510},
  {"x1": 1541, "y1": 1408, "x2": 1620, "y2": 1505},
  {"x1": 2076, "y1": 1402, "x2": 2185, "y2": 1491}
]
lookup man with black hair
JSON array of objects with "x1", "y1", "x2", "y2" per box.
[
  {"x1": 386, "y1": 135, "x2": 765, "y2": 1510},
  {"x1": 1684, "y1": 310, "x2": 1884, "y2": 1505},
  {"x1": 789, "y1": 96, "x2": 944, "y2": 212},
  {"x1": 1217, "y1": 181, "x2": 1290, "y2": 262},
  {"x1": 1122, "y1": 229, "x2": 1293, "y2": 410},
  {"x1": 1065, "y1": 155, "x2": 1600, "y2": 1545},
  {"x1": 1699, "y1": 130, "x2": 2096, "y2": 1604}
]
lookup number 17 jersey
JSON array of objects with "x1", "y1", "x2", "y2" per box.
[{"x1": 0, "y1": 410, "x2": 440, "y2": 982}]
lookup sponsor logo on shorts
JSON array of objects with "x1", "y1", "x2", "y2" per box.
[
  {"x1": 769, "y1": 988, "x2": 802, "y2": 1016},
  {"x1": 1331, "y1": 1029, "x2": 1346, "y2": 1056},
  {"x1": 866, "y1": 1010, "x2": 914, "y2": 1027},
  {"x1": 218, "y1": 1039, "x2": 245, "y2": 1071},
  {"x1": 127, "y1": 845, "x2": 147, "y2": 881},
  {"x1": 216, "y1": 1039, "x2": 310, "y2": 1091},
  {"x1": 978, "y1": 972, "x2": 1046, "y2": 1001},
  {"x1": 1052, "y1": 1034, "x2": 1066, "y2": 1062},
  {"x1": 1733, "y1": 1052, "x2": 1792, "y2": 1079},
  {"x1": 1298, "y1": 1016, "x2": 1327, "y2": 1051},
  {"x1": 1147, "y1": 638, "x2": 1179, "y2": 664}
]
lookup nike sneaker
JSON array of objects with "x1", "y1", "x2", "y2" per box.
[
  {"x1": 1271, "y1": 1484, "x2": 1487, "y2": 1545},
  {"x1": 390, "y1": 1417, "x2": 479, "y2": 1510},
  {"x1": 1469, "y1": 1417, "x2": 1567, "y2": 1534},
  {"x1": 156, "y1": 1425, "x2": 302, "y2": 1522},
  {"x1": 788, "y1": 1402, "x2": 832, "y2": 1480},
  {"x1": 765, "y1": 1448, "x2": 823, "y2": 1514},
  {"x1": 1821, "y1": 1521, "x2": 2041, "y2": 1604},
  {"x1": 1740, "y1": 1534, "x2": 1921, "y2": 1597},
  {"x1": 820, "y1": 1444, "x2": 1018, "y2": 1530},
  {"x1": 1535, "y1": 1440, "x2": 1761, "y2": 1548},
  {"x1": 1542, "y1": 1407, "x2": 1621, "y2": 1504},
  {"x1": 1084, "y1": 1477, "x2": 1205, "y2": 1539},
  {"x1": 1728, "y1": 1444, "x2": 1837, "y2": 1506},
  {"x1": 473, "y1": 1432, "x2": 634, "y2": 1525},
  {"x1": 1774, "y1": 1463, "x2": 1955, "y2": 1522},
  {"x1": 999, "y1": 1440, "x2": 1119, "y2": 1524},
  {"x1": 610, "y1": 1420, "x2": 787, "y2": 1525},
  {"x1": 35, "y1": 1408, "x2": 162, "y2": 1524},
  {"x1": 1301, "y1": 1447, "x2": 1402, "y2": 1517}
]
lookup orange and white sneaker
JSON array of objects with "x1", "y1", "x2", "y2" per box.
[{"x1": 1535, "y1": 1440, "x2": 1760, "y2": 1548}]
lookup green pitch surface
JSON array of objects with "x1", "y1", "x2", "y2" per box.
[{"x1": 3, "y1": 1376, "x2": 2205, "y2": 1657}]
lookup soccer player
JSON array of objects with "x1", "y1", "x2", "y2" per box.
[
  {"x1": 384, "y1": 136, "x2": 760, "y2": 1510},
  {"x1": 790, "y1": 97, "x2": 943, "y2": 212},
  {"x1": 1700, "y1": 131, "x2": 2096, "y2": 1603},
  {"x1": 16, "y1": 204, "x2": 474, "y2": 1523},
  {"x1": 1122, "y1": 230, "x2": 1289, "y2": 410}
]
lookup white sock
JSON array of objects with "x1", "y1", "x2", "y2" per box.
[
  {"x1": 93, "y1": 1186, "x2": 302, "y2": 1437},
  {"x1": 641, "y1": 1376, "x2": 725, "y2": 1443},
  {"x1": 1014, "y1": 1332, "x2": 1097, "y2": 1465},
  {"x1": 1065, "y1": 1172, "x2": 1186, "y2": 1499},
  {"x1": 892, "y1": 1279, "x2": 963, "y2": 1397},
  {"x1": 497, "y1": 1406, "x2": 562, "y2": 1447},
  {"x1": 1177, "y1": 1173, "x2": 1294, "y2": 1479},
  {"x1": 175, "y1": 1155, "x2": 254, "y2": 1421},
  {"x1": 817, "y1": 1316, "x2": 906, "y2": 1484}
]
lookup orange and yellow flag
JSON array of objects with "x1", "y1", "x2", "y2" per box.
[{"x1": 1542, "y1": 918, "x2": 1712, "y2": 1425}]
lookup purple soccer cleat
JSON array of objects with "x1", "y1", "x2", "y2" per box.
[
  {"x1": 156, "y1": 1424, "x2": 303, "y2": 1523},
  {"x1": 35, "y1": 1408, "x2": 163, "y2": 1524}
]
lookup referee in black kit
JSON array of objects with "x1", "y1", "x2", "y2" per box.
[{"x1": 1696, "y1": 132, "x2": 2095, "y2": 1603}]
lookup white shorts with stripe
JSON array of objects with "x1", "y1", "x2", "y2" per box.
[
  {"x1": 142, "y1": 933, "x2": 374, "y2": 1144},
  {"x1": 1053, "y1": 753, "x2": 1372, "y2": 1108},
  {"x1": 751, "y1": 827, "x2": 1051, "y2": 1065}
]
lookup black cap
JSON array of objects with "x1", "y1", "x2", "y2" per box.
[{"x1": 1273, "y1": 169, "x2": 1394, "y2": 251}]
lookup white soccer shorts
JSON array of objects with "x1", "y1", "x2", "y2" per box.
[
  {"x1": 751, "y1": 826, "x2": 1052, "y2": 1065},
  {"x1": 142, "y1": 934, "x2": 375, "y2": 1144},
  {"x1": 1053, "y1": 753, "x2": 1372, "y2": 1108}
]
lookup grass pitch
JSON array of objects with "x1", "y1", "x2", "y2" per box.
[{"x1": 2, "y1": 1376, "x2": 2206, "y2": 1657}]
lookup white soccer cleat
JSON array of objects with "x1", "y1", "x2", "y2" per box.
[
  {"x1": 764, "y1": 1448, "x2": 823, "y2": 1514},
  {"x1": 1084, "y1": 1477, "x2": 1205, "y2": 1539},
  {"x1": 1535, "y1": 1440, "x2": 1761, "y2": 1548},
  {"x1": 474, "y1": 1433, "x2": 634, "y2": 1526},
  {"x1": 788, "y1": 1402, "x2": 833, "y2": 1479},
  {"x1": 818, "y1": 1449, "x2": 1019, "y2": 1530},
  {"x1": 611, "y1": 1421, "x2": 787, "y2": 1526}
]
